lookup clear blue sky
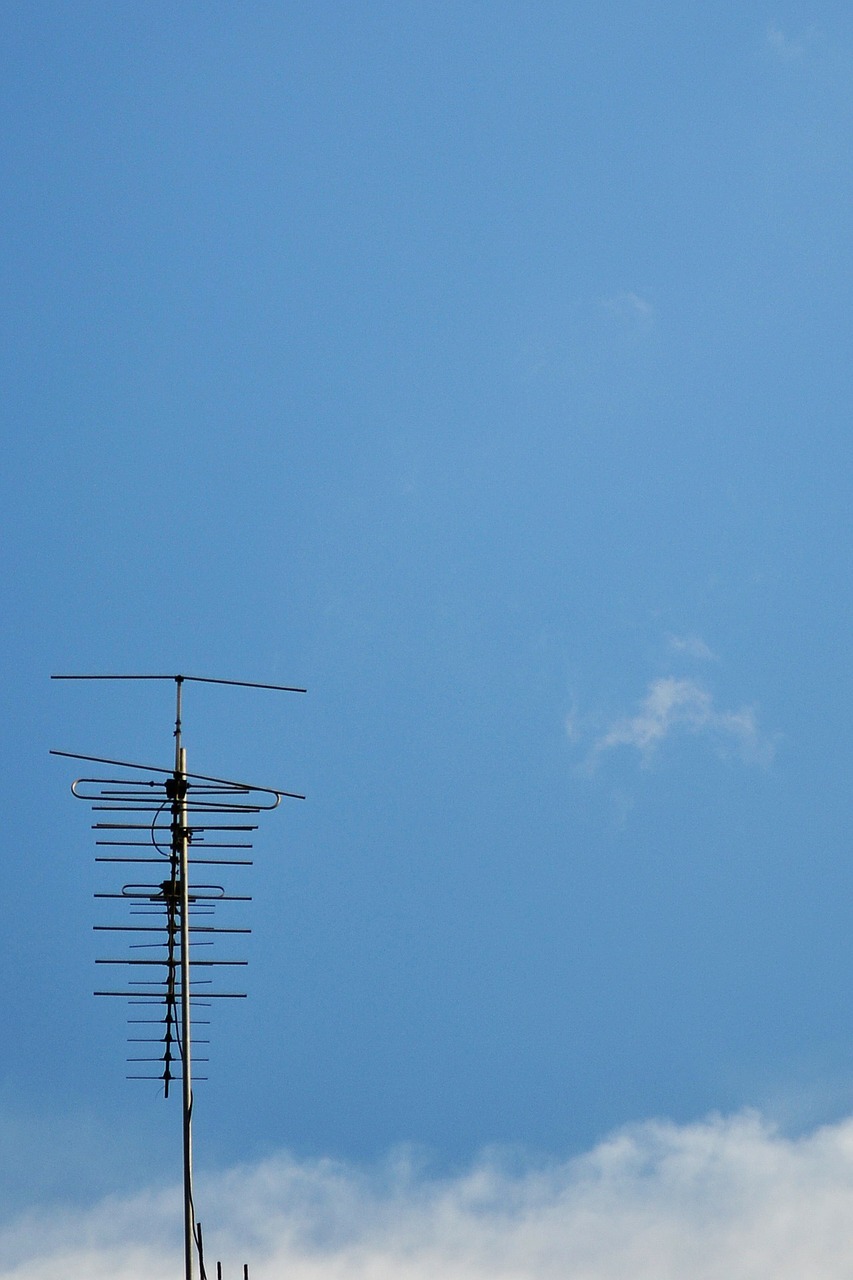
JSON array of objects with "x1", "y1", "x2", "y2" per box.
[{"x1": 3, "y1": 0, "x2": 853, "y2": 1240}]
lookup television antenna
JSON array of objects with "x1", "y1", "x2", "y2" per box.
[{"x1": 52, "y1": 673, "x2": 306, "y2": 1280}]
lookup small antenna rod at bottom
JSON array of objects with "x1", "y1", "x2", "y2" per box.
[{"x1": 213, "y1": 1263, "x2": 249, "y2": 1278}]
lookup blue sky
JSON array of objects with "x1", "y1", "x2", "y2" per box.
[{"x1": 4, "y1": 3, "x2": 853, "y2": 1273}]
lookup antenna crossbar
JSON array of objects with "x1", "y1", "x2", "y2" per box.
[{"x1": 52, "y1": 672, "x2": 307, "y2": 693}]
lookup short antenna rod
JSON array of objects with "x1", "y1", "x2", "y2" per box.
[{"x1": 175, "y1": 674, "x2": 184, "y2": 764}]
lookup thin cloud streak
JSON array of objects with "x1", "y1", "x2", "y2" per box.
[
  {"x1": 766, "y1": 24, "x2": 817, "y2": 61},
  {"x1": 6, "y1": 1112, "x2": 853, "y2": 1277},
  {"x1": 666, "y1": 633, "x2": 717, "y2": 662},
  {"x1": 590, "y1": 677, "x2": 774, "y2": 767},
  {"x1": 600, "y1": 290, "x2": 655, "y2": 325}
]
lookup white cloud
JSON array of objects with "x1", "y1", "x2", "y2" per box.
[
  {"x1": 666, "y1": 633, "x2": 717, "y2": 662},
  {"x1": 601, "y1": 291, "x2": 654, "y2": 324},
  {"x1": 590, "y1": 676, "x2": 774, "y2": 766},
  {"x1": 767, "y1": 24, "x2": 801, "y2": 59},
  {"x1": 564, "y1": 696, "x2": 582, "y2": 743},
  {"x1": 766, "y1": 24, "x2": 814, "y2": 61},
  {"x1": 7, "y1": 1112, "x2": 853, "y2": 1277}
]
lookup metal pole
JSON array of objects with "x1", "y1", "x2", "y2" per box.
[
  {"x1": 179, "y1": 746, "x2": 194, "y2": 1280},
  {"x1": 174, "y1": 677, "x2": 196, "y2": 1280}
]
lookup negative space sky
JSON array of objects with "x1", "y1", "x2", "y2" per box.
[{"x1": 2, "y1": 3, "x2": 853, "y2": 1275}]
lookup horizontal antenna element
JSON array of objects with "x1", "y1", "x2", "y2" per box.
[{"x1": 52, "y1": 672, "x2": 307, "y2": 693}]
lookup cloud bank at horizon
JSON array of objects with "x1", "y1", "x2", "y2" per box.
[{"x1": 6, "y1": 1109, "x2": 853, "y2": 1278}]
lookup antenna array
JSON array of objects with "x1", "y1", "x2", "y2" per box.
[{"x1": 52, "y1": 673, "x2": 305, "y2": 1280}]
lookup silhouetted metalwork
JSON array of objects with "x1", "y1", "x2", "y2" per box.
[{"x1": 53, "y1": 674, "x2": 303, "y2": 1280}]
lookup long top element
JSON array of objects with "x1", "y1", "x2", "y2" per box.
[{"x1": 52, "y1": 672, "x2": 307, "y2": 692}]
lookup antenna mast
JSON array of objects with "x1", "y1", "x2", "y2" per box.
[
  {"x1": 53, "y1": 672, "x2": 305, "y2": 1280},
  {"x1": 175, "y1": 676, "x2": 196, "y2": 1280}
]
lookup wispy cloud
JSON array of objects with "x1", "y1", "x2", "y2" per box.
[
  {"x1": 601, "y1": 290, "x2": 655, "y2": 325},
  {"x1": 666, "y1": 633, "x2": 717, "y2": 662},
  {"x1": 767, "y1": 24, "x2": 803, "y2": 59},
  {"x1": 766, "y1": 23, "x2": 820, "y2": 61},
  {"x1": 590, "y1": 676, "x2": 774, "y2": 767},
  {"x1": 7, "y1": 1112, "x2": 853, "y2": 1277}
]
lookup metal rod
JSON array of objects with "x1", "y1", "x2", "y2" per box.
[
  {"x1": 97, "y1": 959, "x2": 247, "y2": 966},
  {"x1": 94, "y1": 926, "x2": 251, "y2": 933},
  {"x1": 95, "y1": 992, "x2": 246, "y2": 998},
  {"x1": 53, "y1": 749, "x2": 302, "y2": 799},
  {"x1": 177, "y1": 731, "x2": 196, "y2": 1280},
  {"x1": 52, "y1": 672, "x2": 307, "y2": 693},
  {"x1": 96, "y1": 857, "x2": 254, "y2": 864}
]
